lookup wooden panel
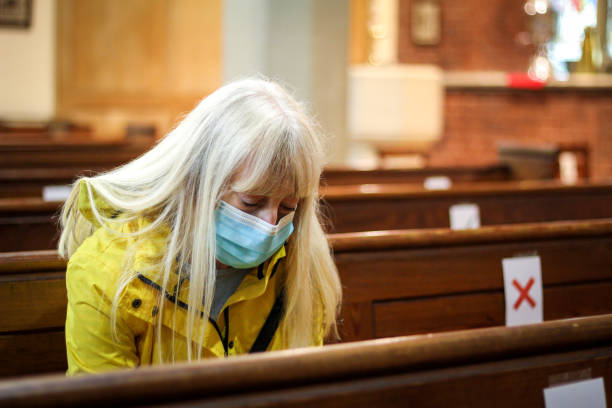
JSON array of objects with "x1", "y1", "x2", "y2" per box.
[
  {"x1": 0, "y1": 331, "x2": 67, "y2": 378},
  {"x1": 336, "y1": 236, "x2": 612, "y2": 303},
  {"x1": 373, "y1": 282, "x2": 612, "y2": 338},
  {"x1": 0, "y1": 198, "x2": 62, "y2": 252},
  {"x1": 0, "y1": 221, "x2": 58, "y2": 252},
  {"x1": 338, "y1": 301, "x2": 373, "y2": 342},
  {"x1": 0, "y1": 272, "x2": 67, "y2": 332},
  {"x1": 373, "y1": 292, "x2": 504, "y2": 338},
  {"x1": 56, "y1": 0, "x2": 221, "y2": 137}
]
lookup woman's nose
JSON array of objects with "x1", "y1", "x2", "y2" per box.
[{"x1": 257, "y1": 207, "x2": 278, "y2": 225}]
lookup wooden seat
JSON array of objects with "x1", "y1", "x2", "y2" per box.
[{"x1": 0, "y1": 314, "x2": 610, "y2": 407}]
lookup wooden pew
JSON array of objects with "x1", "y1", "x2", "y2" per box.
[
  {"x1": 1, "y1": 219, "x2": 610, "y2": 378},
  {"x1": 3, "y1": 180, "x2": 612, "y2": 251},
  {"x1": 1, "y1": 160, "x2": 510, "y2": 199},
  {"x1": 0, "y1": 199, "x2": 61, "y2": 252},
  {"x1": 0, "y1": 314, "x2": 611, "y2": 407},
  {"x1": 333, "y1": 218, "x2": 612, "y2": 341},
  {"x1": 0, "y1": 250, "x2": 67, "y2": 377},
  {"x1": 322, "y1": 180, "x2": 612, "y2": 232},
  {"x1": 321, "y1": 163, "x2": 512, "y2": 186},
  {"x1": 0, "y1": 136, "x2": 154, "y2": 198}
]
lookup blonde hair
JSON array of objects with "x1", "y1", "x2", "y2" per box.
[{"x1": 59, "y1": 77, "x2": 342, "y2": 361}]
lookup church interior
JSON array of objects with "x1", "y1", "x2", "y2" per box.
[{"x1": 0, "y1": 0, "x2": 611, "y2": 406}]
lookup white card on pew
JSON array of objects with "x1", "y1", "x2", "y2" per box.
[
  {"x1": 449, "y1": 203, "x2": 480, "y2": 230},
  {"x1": 544, "y1": 378, "x2": 607, "y2": 408},
  {"x1": 502, "y1": 255, "x2": 543, "y2": 326},
  {"x1": 43, "y1": 185, "x2": 71, "y2": 202},
  {"x1": 423, "y1": 176, "x2": 452, "y2": 190}
]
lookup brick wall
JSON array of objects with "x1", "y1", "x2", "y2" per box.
[
  {"x1": 397, "y1": 0, "x2": 612, "y2": 179},
  {"x1": 398, "y1": 0, "x2": 534, "y2": 71},
  {"x1": 429, "y1": 90, "x2": 612, "y2": 180}
]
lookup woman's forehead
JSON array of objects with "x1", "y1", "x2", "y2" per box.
[
  {"x1": 229, "y1": 152, "x2": 317, "y2": 199},
  {"x1": 233, "y1": 181, "x2": 299, "y2": 200},
  {"x1": 230, "y1": 166, "x2": 298, "y2": 197}
]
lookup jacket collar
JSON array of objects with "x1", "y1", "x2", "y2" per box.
[{"x1": 136, "y1": 244, "x2": 286, "y2": 316}]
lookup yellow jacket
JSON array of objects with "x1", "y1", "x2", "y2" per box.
[{"x1": 65, "y1": 185, "x2": 315, "y2": 375}]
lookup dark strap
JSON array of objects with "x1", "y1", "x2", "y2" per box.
[
  {"x1": 250, "y1": 289, "x2": 284, "y2": 353},
  {"x1": 208, "y1": 307, "x2": 230, "y2": 357}
]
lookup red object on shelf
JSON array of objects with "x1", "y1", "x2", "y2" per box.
[{"x1": 506, "y1": 73, "x2": 546, "y2": 90}]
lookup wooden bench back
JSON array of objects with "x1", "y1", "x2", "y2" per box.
[
  {"x1": 2, "y1": 161, "x2": 510, "y2": 198},
  {"x1": 322, "y1": 180, "x2": 612, "y2": 232},
  {"x1": 0, "y1": 199, "x2": 62, "y2": 252},
  {"x1": 321, "y1": 163, "x2": 512, "y2": 185},
  {"x1": 0, "y1": 250, "x2": 68, "y2": 377},
  {"x1": 0, "y1": 314, "x2": 610, "y2": 407},
  {"x1": 0, "y1": 137, "x2": 154, "y2": 198},
  {"x1": 3, "y1": 180, "x2": 612, "y2": 251},
  {"x1": 332, "y1": 218, "x2": 612, "y2": 341}
]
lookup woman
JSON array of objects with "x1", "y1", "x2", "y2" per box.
[{"x1": 59, "y1": 78, "x2": 342, "y2": 374}]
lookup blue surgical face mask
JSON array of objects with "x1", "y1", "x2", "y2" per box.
[{"x1": 214, "y1": 201, "x2": 294, "y2": 269}]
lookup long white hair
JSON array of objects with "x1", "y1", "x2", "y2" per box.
[{"x1": 58, "y1": 77, "x2": 342, "y2": 361}]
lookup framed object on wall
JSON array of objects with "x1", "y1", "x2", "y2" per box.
[{"x1": 0, "y1": 0, "x2": 32, "y2": 29}]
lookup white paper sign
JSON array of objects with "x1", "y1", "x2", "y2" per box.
[
  {"x1": 42, "y1": 185, "x2": 72, "y2": 202},
  {"x1": 544, "y1": 378, "x2": 607, "y2": 408},
  {"x1": 449, "y1": 203, "x2": 481, "y2": 230},
  {"x1": 424, "y1": 176, "x2": 452, "y2": 190},
  {"x1": 502, "y1": 255, "x2": 543, "y2": 326}
]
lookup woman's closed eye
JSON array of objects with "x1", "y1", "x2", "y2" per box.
[
  {"x1": 240, "y1": 198, "x2": 259, "y2": 207},
  {"x1": 281, "y1": 204, "x2": 297, "y2": 212},
  {"x1": 239, "y1": 194, "x2": 263, "y2": 207}
]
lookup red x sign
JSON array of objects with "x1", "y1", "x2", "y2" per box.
[
  {"x1": 503, "y1": 256, "x2": 543, "y2": 326},
  {"x1": 513, "y1": 278, "x2": 536, "y2": 310}
]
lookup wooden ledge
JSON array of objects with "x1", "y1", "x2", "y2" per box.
[
  {"x1": 4, "y1": 180, "x2": 612, "y2": 208},
  {"x1": 0, "y1": 250, "x2": 65, "y2": 274},
  {"x1": 321, "y1": 180, "x2": 612, "y2": 201},
  {"x1": 321, "y1": 163, "x2": 511, "y2": 181},
  {"x1": 0, "y1": 314, "x2": 610, "y2": 407},
  {"x1": 0, "y1": 198, "x2": 63, "y2": 212},
  {"x1": 2, "y1": 218, "x2": 611, "y2": 270},
  {"x1": 328, "y1": 218, "x2": 612, "y2": 252},
  {"x1": 0, "y1": 168, "x2": 101, "y2": 180},
  {"x1": 444, "y1": 71, "x2": 612, "y2": 91}
]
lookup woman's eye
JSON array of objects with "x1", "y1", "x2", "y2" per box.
[
  {"x1": 239, "y1": 194, "x2": 262, "y2": 207},
  {"x1": 281, "y1": 204, "x2": 297, "y2": 212},
  {"x1": 240, "y1": 199, "x2": 259, "y2": 207}
]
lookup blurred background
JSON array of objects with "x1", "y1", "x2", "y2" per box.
[{"x1": 0, "y1": 0, "x2": 611, "y2": 180}]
